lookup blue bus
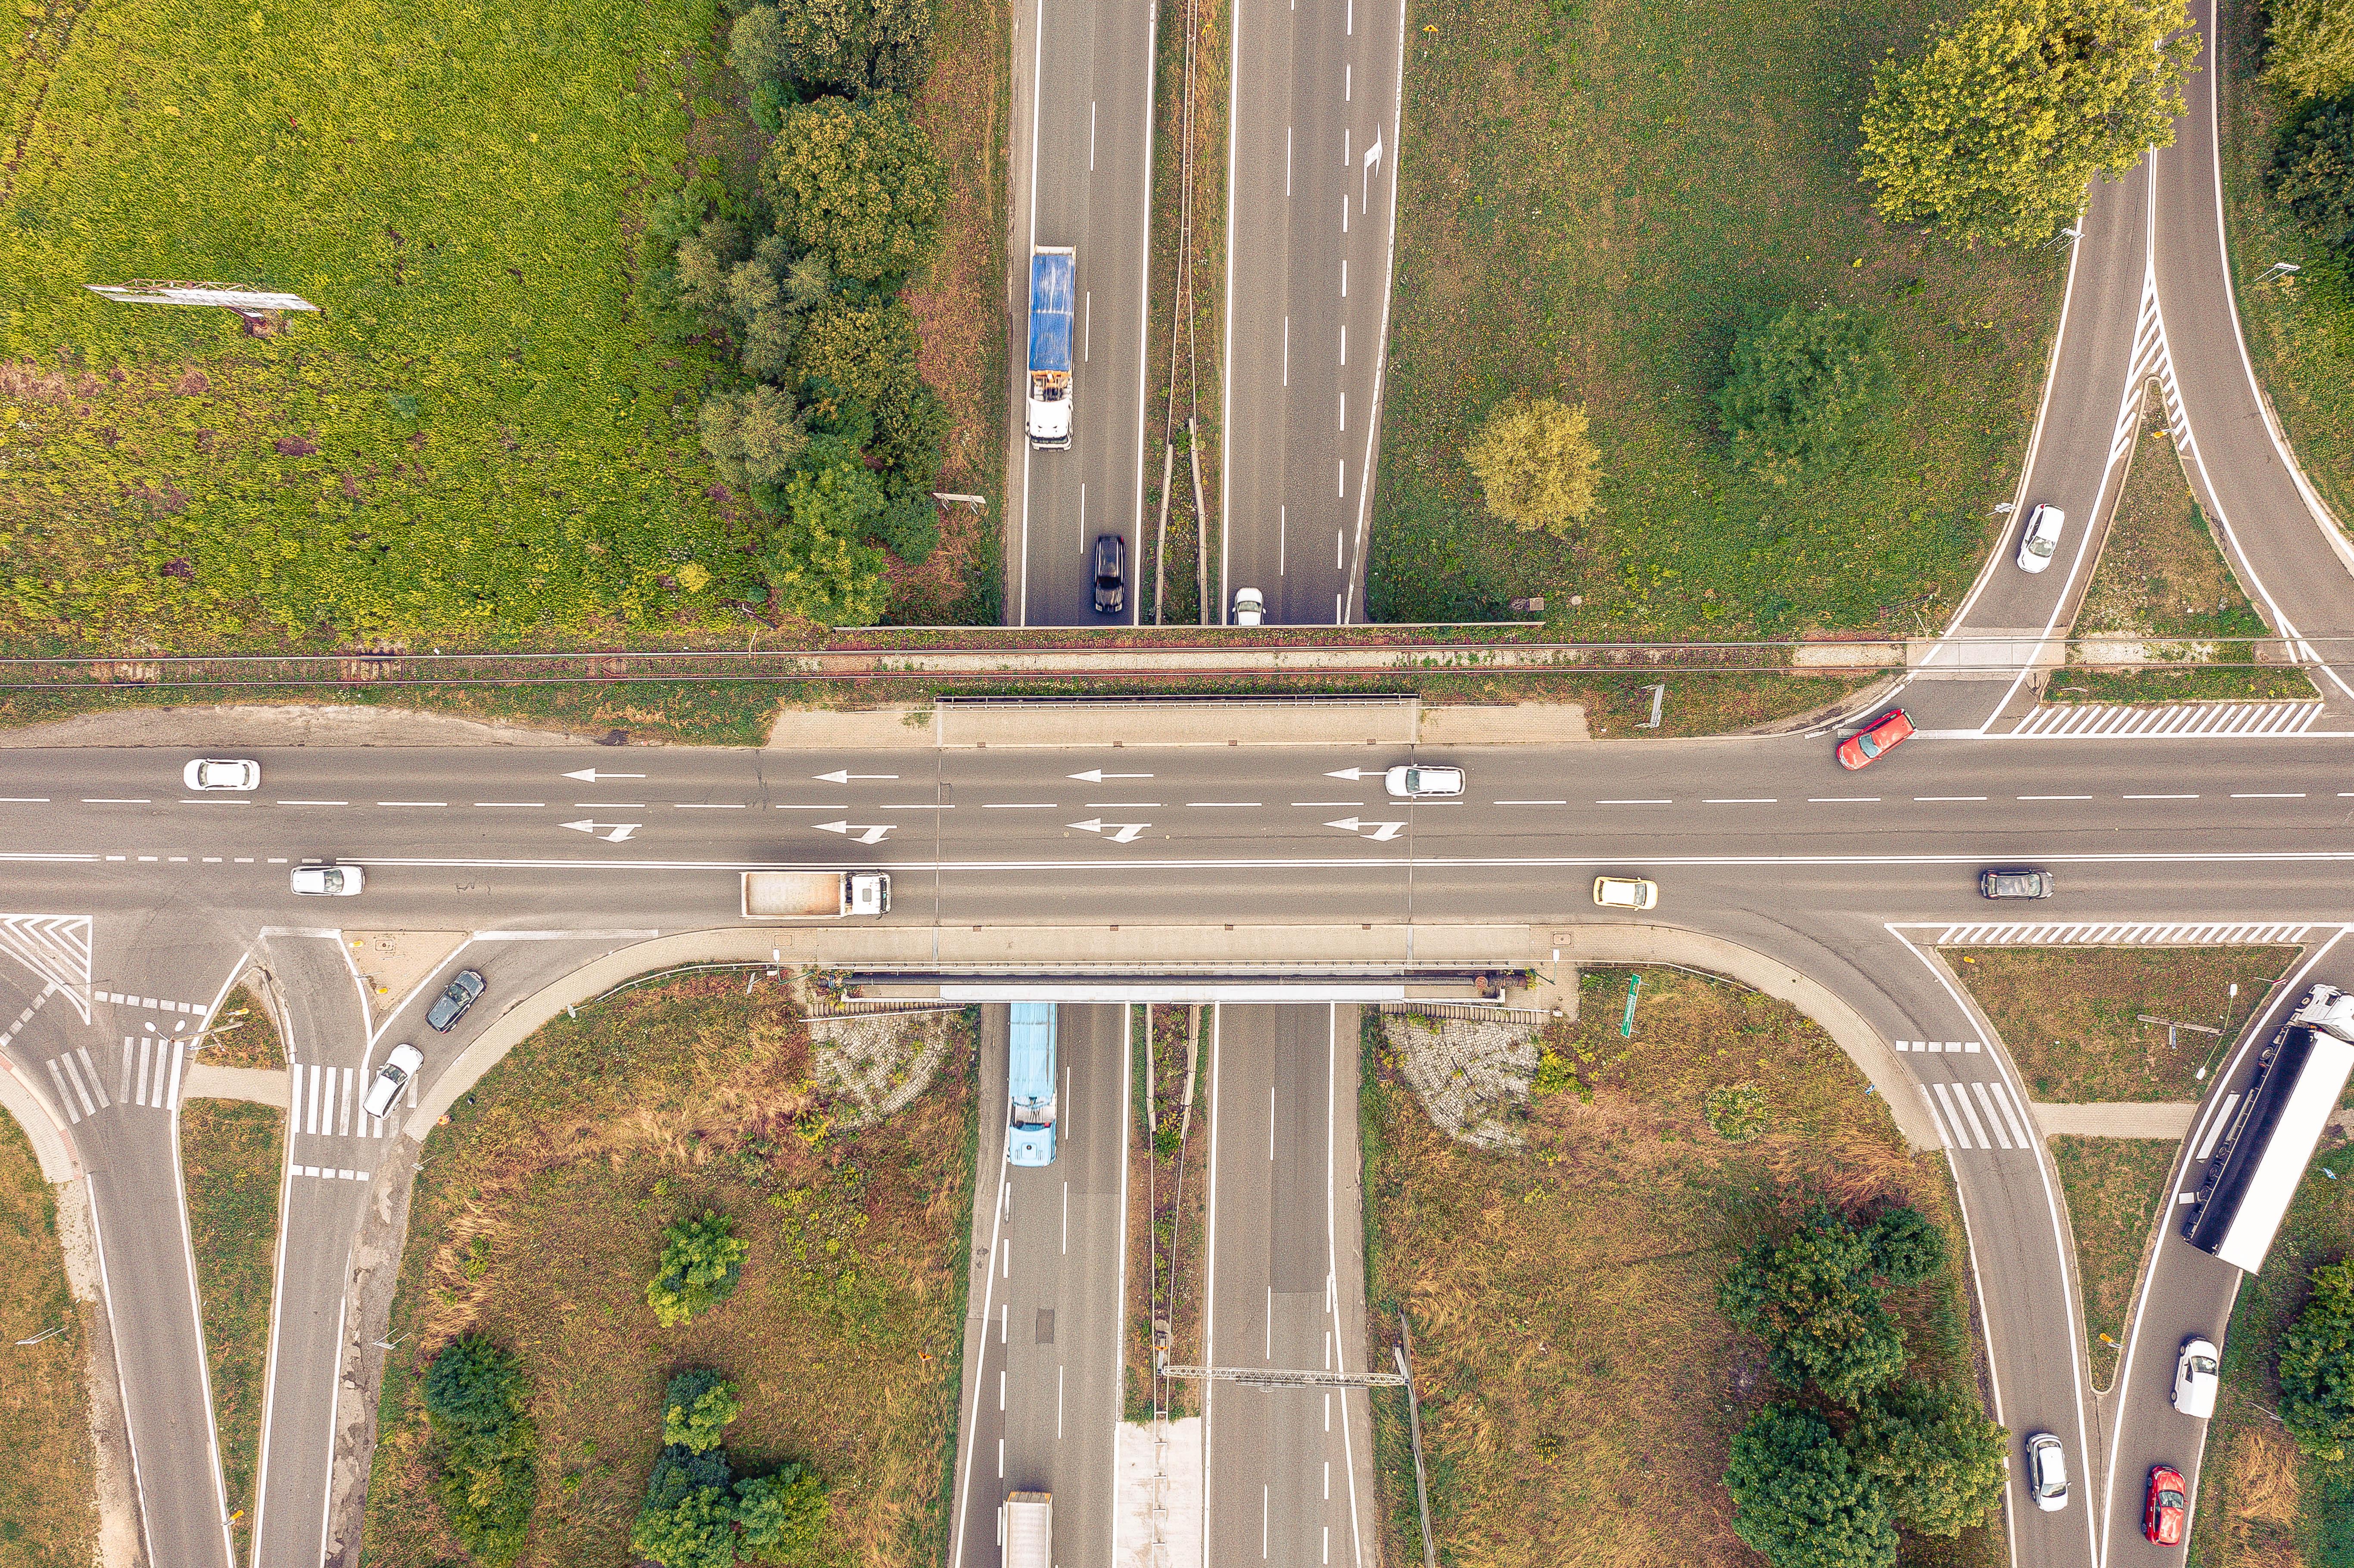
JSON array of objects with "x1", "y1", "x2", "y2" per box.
[{"x1": 1007, "y1": 1003, "x2": 1058, "y2": 1167}]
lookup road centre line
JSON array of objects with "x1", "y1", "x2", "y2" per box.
[{"x1": 180, "y1": 798, "x2": 250, "y2": 805}]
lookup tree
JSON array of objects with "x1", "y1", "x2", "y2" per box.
[
  {"x1": 422, "y1": 1336, "x2": 536, "y2": 1566},
  {"x1": 648, "y1": 1211, "x2": 751, "y2": 1328},
  {"x1": 735, "y1": 1466, "x2": 829, "y2": 1559},
  {"x1": 1717, "y1": 305, "x2": 1892, "y2": 479},
  {"x1": 664, "y1": 1371, "x2": 745, "y2": 1454},
  {"x1": 701, "y1": 386, "x2": 811, "y2": 491},
  {"x1": 2281, "y1": 1258, "x2": 2354, "y2": 1464},
  {"x1": 1859, "y1": 0, "x2": 2198, "y2": 246},
  {"x1": 1719, "y1": 1201, "x2": 1909, "y2": 1402},
  {"x1": 1867, "y1": 1205, "x2": 1948, "y2": 1287},
  {"x1": 766, "y1": 460, "x2": 891, "y2": 628},
  {"x1": 760, "y1": 96, "x2": 944, "y2": 283},
  {"x1": 2269, "y1": 101, "x2": 2354, "y2": 259},
  {"x1": 2266, "y1": 0, "x2": 2354, "y2": 101},
  {"x1": 1847, "y1": 1381, "x2": 2008, "y2": 1535},
  {"x1": 791, "y1": 297, "x2": 948, "y2": 485},
  {"x1": 631, "y1": 1482, "x2": 741, "y2": 1568},
  {"x1": 1724, "y1": 1403, "x2": 1898, "y2": 1568},
  {"x1": 729, "y1": 0, "x2": 932, "y2": 96},
  {"x1": 1462, "y1": 397, "x2": 1600, "y2": 536},
  {"x1": 424, "y1": 1335, "x2": 525, "y2": 1434}
]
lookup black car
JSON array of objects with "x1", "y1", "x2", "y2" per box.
[
  {"x1": 425, "y1": 968, "x2": 486, "y2": 1031},
  {"x1": 1979, "y1": 868, "x2": 2055, "y2": 899},
  {"x1": 1092, "y1": 533, "x2": 1125, "y2": 614}
]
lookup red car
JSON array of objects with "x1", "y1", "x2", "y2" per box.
[
  {"x1": 2144, "y1": 1465, "x2": 2186, "y2": 1545},
  {"x1": 1837, "y1": 708, "x2": 1915, "y2": 770}
]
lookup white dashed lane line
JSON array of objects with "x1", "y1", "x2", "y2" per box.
[
  {"x1": 2233, "y1": 793, "x2": 2306, "y2": 799},
  {"x1": 2126, "y1": 794, "x2": 2199, "y2": 800},
  {"x1": 0, "y1": 796, "x2": 49, "y2": 803},
  {"x1": 1915, "y1": 796, "x2": 1987, "y2": 802},
  {"x1": 1808, "y1": 797, "x2": 1880, "y2": 804},
  {"x1": 1703, "y1": 798, "x2": 1778, "y2": 804},
  {"x1": 279, "y1": 800, "x2": 348, "y2": 806},
  {"x1": 82, "y1": 798, "x2": 150, "y2": 804},
  {"x1": 473, "y1": 801, "x2": 545, "y2": 807},
  {"x1": 2018, "y1": 794, "x2": 2092, "y2": 801},
  {"x1": 1597, "y1": 799, "x2": 1672, "y2": 806},
  {"x1": 1493, "y1": 800, "x2": 1567, "y2": 806}
]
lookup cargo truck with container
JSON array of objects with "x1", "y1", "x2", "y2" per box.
[
  {"x1": 1026, "y1": 248, "x2": 1075, "y2": 449},
  {"x1": 1006, "y1": 1002, "x2": 1057, "y2": 1166},
  {"x1": 1002, "y1": 1491, "x2": 1051, "y2": 1568},
  {"x1": 740, "y1": 871, "x2": 891, "y2": 919}
]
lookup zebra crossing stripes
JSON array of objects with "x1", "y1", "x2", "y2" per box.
[
  {"x1": 94, "y1": 990, "x2": 206, "y2": 1015},
  {"x1": 2005, "y1": 701, "x2": 2323, "y2": 740},
  {"x1": 1936, "y1": 920, "x2": 2318, "y2": 946},
  {"x1": 293, "y1": 1165, "x2": 370, "y2": 1182},
  {"x1": 0, "y1": 915, "x2": 93, "y2": 1018},
  {"x1": 291, "y1": 1061, "x2": 408, "y2": 1139},
  {"x1": 40, "y1": 1036, "x2": 185, "y2": 1123},
  {"x1": 1921, "y1": 1079, "x2": 2036, "y2": 1153},
  {"x1": 1893, "y1": 1039, "x2": 1983, "y2": 1054},
  {"x1": 0, "y1": 982, "x2": 58, "y2": 1052}
]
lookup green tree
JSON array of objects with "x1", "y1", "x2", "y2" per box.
[
  {"x1": 2266, "y1": 0, "x2": 2354, "y2": 101},
  {"x1": 631, "y1": 1483, "x2": 741, "y2": 1568},
  {"x1": 1866, "y1": 1205, "x2": 1948, "y2": 1287},
  {"x1": 2269, "y1": 101, "x2": 2354, "y2": 258},
  {"x1": 735, "y1": 1465, "x2": 829, "y2": 1559},
  {"x1": 701, "y1": 386, "x2": 811, "y2": 492},
  {"x1": 648, "y1": 1211, "x2": 752, "y2": 1328},
  {"x1": 424, "y1": 1335, "x2": 525, "y2": 1434},
  {"x1": 1724, "y1": 1403, "x2": 1899, "y2": 1568},
  {"x1": 1847, "y1": 1381, "x2": 2008, "y2": 1535},
  {"x1": 1461, "y1": 396, "x2": 1601, "y2": 536},
  {"x1": 1719, "y1": 1202, "x2": 1909, "y2": 1402},
  {"x1": 1717, "y1": 305, "x2": 1892, "y2": 479},
  {"x1": 663, "y1": 1371, "x2": 745, "y2": 1454},
  {"x1": 791, "y1": 296, "x2": 948, "y2": 485},
  {"x1": 422, "y1": 1336, "x2": 536, "y2": 1566},
  {"x1": 1859, "y1": 0, "x2": 2198, "y2": 246},
  {"x1": 729, "y1": 0, "x2": 931, "y2": 96},
  {"x1": 760, "y1": 97, "x2": 944, "y2": 283},
  {"x1": 2281, "y1": 1257, "x2": 2354, "y2": 1465}
]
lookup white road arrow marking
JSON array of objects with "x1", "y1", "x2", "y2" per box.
[
  {"x1": 1362, "y1": 132, "x2": 1383, "y2": 210},
  {"x1": 815, "y1": 820, "x2": 894, "y2": 845},
  {"x1": 813, "y1": 769, "x2": 900, "y2": 783},
  {"x1": 1324, "y1": 767, "x2": 1371, "y2": 781},
  {"x1": 1070, "y1": 818, "x2": 1152, "y2": 845},
  {"x1": 1068, "y1": 769, "x2": 1155, "y2": 783},
  {"x1": 560, "y1": 818, "x2": 641, "y2": 843},
  {"x1": 562, "y1": 768, "x2": 647, "y2": 783},
  {"x1": 1324, "y1": 816, "x2": 1407, "y2": 842}
]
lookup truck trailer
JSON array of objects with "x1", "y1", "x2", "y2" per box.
[
  {"x1": 1006, "y1": 1002, "x2": 1057, "y2": 1166},
  {"x1": 1026, "y1": 248, "x2": 1075, "y2": 449},
  {"x1": 1002, "y1": 1491, "x2": 1051, "y2": 1568},
  {"x1": 740, "y1": 871, "x2": 891, "y2": 919}
]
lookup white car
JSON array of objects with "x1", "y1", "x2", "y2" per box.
[
  {"x1": 2016, "y1": 504, "x2": 2065, "y2": 573},
  {"x1": 362, "y1": 1042, "x2": 423, "y2": 1119},
  {"x1": 2025, "y1": 1431, "x2": 2069, "y2": 1512},
  {"x1": 1233, "y1": 587, "x2": 1264, "y2": 626},
  {"x1": 290, "y1": 864, "x2": 364, "y2": 896},
  {"x1": 1593, "y1": 876, "x2": 1659, "y2": 910},
  {"x1": 2171, "y1": 1336, "x2": 2220, "y2": 1418},
  {"x1": 1383, "y1": 765, "x2": 1463, "y2": 799},
  {"x1": 184, "y1": 758, "x2": 259, "y2": 791}
]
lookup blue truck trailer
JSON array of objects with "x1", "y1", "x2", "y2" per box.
[
  {"x1": 1025, "y1": 248, "x2": 1075, "y2": 449},
  {"x1": 1006, "y1": 1002, "x2": 1058, "y2": 1166}
]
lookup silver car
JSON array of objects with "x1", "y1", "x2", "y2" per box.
[
  {"x1": 2025, "y1": 1431, "x2": 2069, "y2": 1512},
  {"x1": 2172, "y1": 1337, "x2": 2219, "y2": 1418},
  {"x1": 1383, "y1": 765, "x2": 1463, "y2": 799},
  {"x1": 184, "y1": 758, "x2": 259, "y2": 791},
  {"x1": 2016, "y1": 504, "x2": 2065, "y2": 573},
  {"x1": 290, "y1": 864, "x2": 364, "y2": 896},
  {"x1": 363, "y1": 1043, "x2": 423, "y2": 1119}
]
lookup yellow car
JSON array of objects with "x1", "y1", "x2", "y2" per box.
[{"x1": 1592, "y1": 876, "x2": 1658, "y2": 911}]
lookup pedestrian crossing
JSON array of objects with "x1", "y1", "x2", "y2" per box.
[
  {"x1": 292, "y1": 1165, "x2": 372, "y2": 1182},
  {"x1": 0, "y1": 982, "x2": 58, "y2": 1054},
  {"x1": 2004, "y1": 700, "x2": 2324, "y2": 740},
  {"x1": 93, "y1": 989, "x2": 207, "y2": 1017},
  {"x1": 290, "y1": 1060, "x2": 410, "y2": 1141},
  {"x1": 1921, "y1": 1077, "x2": 2036, "y2": 1153},
  {"x1": 1893, "y1": 1039, "x2": 1984, "y2": 1054},
  {"x1": 42, "y1": 1036, "x2": 186, "y2": 1123},
  {"x1": 1934, "y1": 920, "x2": 2320, "y2": 946}
]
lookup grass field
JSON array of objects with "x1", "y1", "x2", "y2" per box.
[
  {"x1": 360, "y1": 977, "x2": 975, "y2": 1567},
  {"x1": 0, "y1": 1115, "x2": 97, "y2": 1568},
  {"x1": 1947, "y1": 947, "x2": 2299, "y2": 1101},
  {"x1": 181, "y1": 1098, "x2": 284, "y2": 1563},
  {"x1": 1364, "y1": 969, "x2": 1997, "y2": 1568},
  {"x1": 2058, "y1": 404, "x2": 2317, "y2": 705},
  {"x1": 1369, "y1": 0, "x2": 2066, "y2": 636},
  {"x1": 202, "y1": 984, "x2": 286, "y2": 1071},
  {"x1": 2217, "y1": 0, "x2": 2354, "y2": 538},
  {"x1": 2049, "y1": 1137, "x2": 2175, "y2": 1390},
  {"x1": 2186, "y1": 1135, "x2": 2354, "y2": 1568}
]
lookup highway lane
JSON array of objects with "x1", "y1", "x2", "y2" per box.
[
  {"x1": 1201, "y1": 1004, "x2": 1375, "y2": 1568},
  {"x1": 1221, "y1": 0, "x2": 1405, "y2": 623},
  {"x1": 947, "y1": 1004, "x2": 1127, "y2": 1568},
  {"x1": 1010, "y1": 0, "x2": 1154, "y2": 625}
]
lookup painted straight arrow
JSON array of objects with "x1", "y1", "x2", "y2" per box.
[
  {"x1": 562, "y1": 768, "x2": 646, "y2": 783},
  {"x1": 1068, "y1": 769, "x2": 1154, "y2": 783},
  {"x1": 560, "y1": 818, "x2": 641, "y2": 843},
  {"x1": 815, "y1": 820, "x2": 894, "y2": 845},
  {"x1": 1325, "y1": 816, "x2": 1407, "y2": 842},
  {"x1": 813, "y1": 769, "x2": 900, "y2": 783},
  {"x1": 1324, "y1": 767, "x2": 1370, "y2": 781},
  {"x1": 1070, "y1": 818, "x2": 1151, "y2": 845}
]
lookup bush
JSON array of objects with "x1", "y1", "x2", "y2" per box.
[
  {"x1": 1846, "y1": 1381, "x2": 2008, "y2": 1536},
  {"x1": 1703, "y1": 1083, "x2": 1769, "y2": 1142},
  {"x1": 632, "y1": 1480, "x2": 741, "y2": 1568},
  {"x1": 2270, "y1": 101, "x2": 2354, "y2": 260},
  {"x1": 735, "y1": 1465, "x2": 828, "y2": 1558},
  {"x1": 761, "y1": 97, "x2": 944, "y2": 284},
  {"x1": 648, "y1": 1212, "x2": 752, "y2": 1327},
  {"x1": 1717, "y1": 305, "x2": 1892, "y2": 479},
  {"x1": 2281, "y1": 1257, "x2": 2354, "y2": 1464},
  {"x1": 2267, "y1": 0, "x2": 2354, "y2": 101},
  {"x1": 701, "y1": 386, "x2": 811, "y2": 491},
  {"x1": 422, "y1": 1336, "x2": 536, "y2": 1566},
  {"x1": 869, "y1": 487, "x2": 942, "y2": 565},
  {"x1": 1462, "y1": 397, "x2": 1600, "y2": 536},
  {"x1": 729, "y1": 0, "x2": 931, "y2": 96},
  {"x1": 1724, "y1": 1403, "x2": 1898, "y2": 1568},
  {"x1": 1867, "y1": 1205, "x2": 1948, "y2": 1287},
  {"x1": 1859, "y1": 0, "x2": 2197, "y2": 246},
  {"x1": 664, "y1": 1371, "x2": 746, "y2": 1453},
  {"x1": 791, "y1": 297, "x2": 949, "y2": 486},
  {"x1": 424, "y1": 1334, "x2": 525, "y2": 1434},
  {"x1": 1718, "y1": 1201, "x2": 1908, "y2": 1402}
]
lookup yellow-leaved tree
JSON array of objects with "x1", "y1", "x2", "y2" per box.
[{"x1": 1463, "y1": 397, "x2": 1600, "y2": 538}]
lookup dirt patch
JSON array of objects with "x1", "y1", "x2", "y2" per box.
[
  {"x1": 807, "y1": 1008, "x2": 961, "y2": 1126},
  {"x1": 1382, "y1": 1012, "x2": 1541, "y2": 1148}
]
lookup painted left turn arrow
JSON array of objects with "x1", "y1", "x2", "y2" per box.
[
  {"x1": 563, "y1": 768, "x2": 646, "y2": 782},
  {"x1": 1325, "y1": 816, "x2": 1407, "y2": 842},
  {"x1": 815, "y1": 819, "x2": 894, "y2": 845},
  {"x1": 1071, "y1": 818, "x2": 1151, "y2": 845},
  {"x1": 813, "y1": 769, "x2": 899, "y2": 783},
  {"x1": 560, "y1": 818, "x2": 641, "y2": 843}
]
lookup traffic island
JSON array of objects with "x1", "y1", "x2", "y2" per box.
[{"x1": 179, "y1": 1096, "x2": 286, "y2": 1565}]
